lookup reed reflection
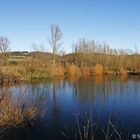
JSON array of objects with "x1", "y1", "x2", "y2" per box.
[{"x1": 68, "y1": 76, "x2": 140, "y2": 103}]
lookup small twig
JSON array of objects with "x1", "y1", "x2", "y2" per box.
[{"x1": 109, "y1": 120, "x2": 122, "y2": 140}]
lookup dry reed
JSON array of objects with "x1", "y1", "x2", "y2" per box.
[{"x1": 0, "y1": 90, "x2": 40, "y2": 128}]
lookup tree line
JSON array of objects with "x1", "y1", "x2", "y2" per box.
[{"x1": 0, "y1": 24, "x2": 140, "y2": 81}]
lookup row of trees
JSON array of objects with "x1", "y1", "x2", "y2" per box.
[
  {"x1": 0, "y1": 24, "x2": 140, "y2": 74},
  {"x1": 63, "y1": 39, "x2": 140, "y2": 72}
]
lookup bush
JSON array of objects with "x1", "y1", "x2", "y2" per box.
[
  {"x1": 9, "y1": 60, "x2": 18, "y2": 65},
  {"x1": 0, "y1": 91, "x2": 40, "y2": 128},
  {"x1": 94, "y1": 64, "x2": 103, "y2": 75},
  {"x1": 67, "y1": 64, "x2": 79, "y2": 75},
  {"x1": 0, "y1": 65, "x2": 27, "y2": 81}
]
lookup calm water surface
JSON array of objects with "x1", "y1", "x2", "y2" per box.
[{"x1": 1, "y1": 76, "x2": 140, "y2": 140}]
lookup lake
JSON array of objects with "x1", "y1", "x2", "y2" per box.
[{"x1": 1, "y1": 76, "x2": 140, "y2": 140}]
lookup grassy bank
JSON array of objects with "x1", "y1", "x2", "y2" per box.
[
  {"x1": 0, "y1": 45, "x2": 140, "y2": 84},
  {"x1": 0, "y1": 63, "x2": 130, "y2": 84}
]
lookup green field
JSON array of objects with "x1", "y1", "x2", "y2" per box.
[{"x1": 8, "y1": 55, "x2": 30, "y2": 63}]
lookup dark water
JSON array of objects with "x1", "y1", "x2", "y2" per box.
[{"x1": 1, "y1": 76, "x2": 140, "y2": 140}]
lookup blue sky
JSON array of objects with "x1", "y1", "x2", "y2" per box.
[{"x1": 0, "y1": 0, "x2": 140, "y2": 53}]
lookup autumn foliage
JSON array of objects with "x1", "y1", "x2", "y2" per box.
[
  {"x1": 94, "y1": 64, "x2": 103, "y2": 75},
  {"x1": 67, "y1": 64, "x2": 79, "y2": 75}
]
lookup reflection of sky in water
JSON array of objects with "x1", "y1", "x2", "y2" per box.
[{"x1": 1, "y1": 77, "x2": 140, "y2": 140}]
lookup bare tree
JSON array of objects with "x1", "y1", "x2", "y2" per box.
[
  {"x1": 0, "y1": 37, "x2": 10, "y2": 54},
  {"x1": 48, "y1": 24, "x2": 63, "y2": 64}
]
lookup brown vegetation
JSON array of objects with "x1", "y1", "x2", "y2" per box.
[
  {"x1": 0, "y1": 90, "x2": 40, "y2": 128},
  {"x1": 0, "y1": 36, "x2": 140, "y2": 82},
  {"x1": 120, "y1": 67, "x2": 127, "y2": 76},
  {"x1": 94, "y1": 64, "x2": 103, "y2": 75},
  {"x1": 0, "y1": 65, "x2": 27, "y2": 82},
  {"x1": 80, "y1": 66, "x2": 90, "y2": 76},
  {"x1": 47, "y1": 64, "x2": 65, "y2": 77},
  {"x1": 67, "y1": 64, "x2": 79, "y2": 75},
  {"x1": 67, "y1": 76, "x2": 79, "y2": 84},
  {"x1": 95, "y1": 76, "x2": 103, "y2": 84}
]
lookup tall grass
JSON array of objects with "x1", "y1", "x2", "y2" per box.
[
  {"x1": 76, "y1": 112, "x2": 96, "y2": 140},
  {"x1": 76, "y1": 113, "x2": 123, "y2": 140},
  {"x1": 0, "y1": 88, "x2": 41, "y2": 129}
]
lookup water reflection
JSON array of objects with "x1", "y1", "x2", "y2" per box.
[
  {"x1": 73, "y1": 76, "x2": 140, "y2": 102},
  {"x1": 0, "y1": 76, "x2": 140, "y2": 139}
]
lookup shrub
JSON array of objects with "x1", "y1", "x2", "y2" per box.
[
  {"x1": 0, "y1": 65, "x2": 27, "y2": 82},
  {"x1": 9, "y1": 60, "x2": 18, "y2": 65},
  {"x1": 0, "y1": 91, "x2": 40, "y2": 128},
  {"x1": 67, "y1": 64, "x2": 79, "y2": 75},
  {"x1": 56, "y1": 65, "x2": 65, "y2": 76},
  {"x1": 47, "y1": 64, "x2": 58, "y2": 78},
  {"x1": 94, "y1": 64, "x2": 103, "y2": 75}
]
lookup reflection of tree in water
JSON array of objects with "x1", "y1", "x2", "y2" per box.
[
  {"x1": 67, "y1": 76, "x2": 79, "y2": 84},
  {"x1": 72, "y1": 76, "x2": 140, "y2": 103},
  {"x1": 4, "y1": 82, "x2": 49, "y2": 118},
  {"x1": 52, "y1": 82, "x2": 61, "y2": 121},
  {"x1": 47, "y1": 81, "x2": 64, "y2": 138},
  {"x1": 26, "y1": 83, "x2": 48, "y2": 110},
  {"x1": 74, "y1": 77, "x2": 96, "y2": 103}
]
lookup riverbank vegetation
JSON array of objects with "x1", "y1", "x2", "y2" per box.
[
  {"x1": 0, "y1": 25, "x2": 140, "y2": 83},
  {"x1": 0, "y1": 87, "x2": 41, "y2": 129},
  {"x1": 0, "y1": 42, "x2": 139, "y2": 83}
]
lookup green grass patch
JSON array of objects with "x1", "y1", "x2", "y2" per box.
[{"x1": 8, "y1": 55, "x2": 31, "y2": 63}]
